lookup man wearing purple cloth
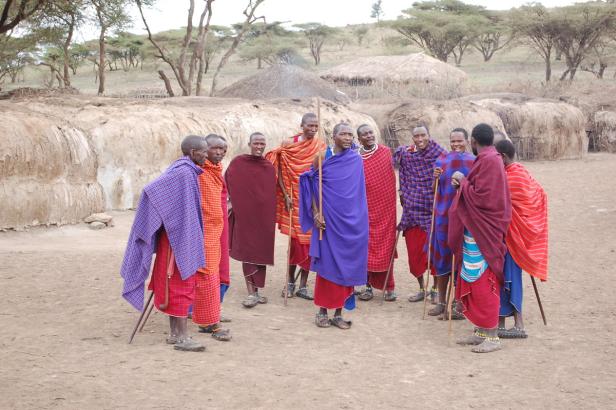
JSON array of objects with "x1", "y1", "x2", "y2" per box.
[
  {"x1": 120, "y1": 135, "x2": 207, "y2": 352},
  {"x1": 299, "y1": 123, "x2": 369, "y2": 330},
  {"x1": 394, "y1": 124, "x2": 447, "y2": 303}
]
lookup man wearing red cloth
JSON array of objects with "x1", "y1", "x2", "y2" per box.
[
  {"x1": 356, "y1": 124, "x2": 398, "y2": 302},
  {"x1": 394, "y1": 124, "x2": 447, "y2": 303},
  {"x1": 266, "y1": 113, "x2": 326, "y2": 300},
  {"x1": 449, "y1": 123, "x2": 511, "y2": 353},
  {"x1": 496, "y1": 139, "x2": 549, "y2": 339},
  {"x1": 226, "y1": 132, "x2": 277, "y2": 308}
]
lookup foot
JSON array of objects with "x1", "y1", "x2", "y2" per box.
[
  {"x1": 211, "y1": 324, "x2": 232, "y2": 342},
  {"x1": 281, "y1": 283, "x2": 296, "y2": 298},
  {"x1": 198, "y1": 325, "x2": 214, "y2": 334},
  {"x1": 220, "y1": 315, "x2": 232, "y2": 323},
  {"x1": 242, "y1": 294, "x2": 259, "y2": 308},
  {"x1": 173, "y1": 337, "x2": 205, "y2": 352},
  {"x1": 358, "y1": 287, "x2": 373, "y2": 301},
  {"x1": 430, "y1": 287, "x2": 438, "y2": 305},
  {"x1": 315, "y1": 312, "x2": 330, "y2": 328},
  {"x1": 384, "y1": 290, "x2": 397, "y2": 302},
  {"x1": 255, "y1": 291, "x2": 268, "y2": 304},
  {"x1": 456, "y1": 333, "x2": 485, "y2": 346},
  {"x1": 330, "y1": 316, "x2": 352, "y2": 330},
  {"x1": 166, "y1": 334, "x2": 178, "y2": 344},
  {"x1": 408, "y1": 289, "x2": 425, "y2": 302},
  {"x1": 428, "y1": 303, "x2": 445, "y2": 316},
  {"x1": 295, "y1": 287, "x2": 314, "y2": 300},
  {"x1": 498, "y1": 326, "x2": 528, "y2": 339},
  {"x1": 471, "y1": 338, "x2": 502, "y2": 353},
  {"x1": 439, "y1": 306, "x2": 465, "y2": 321}
]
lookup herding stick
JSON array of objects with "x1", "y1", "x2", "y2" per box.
[
  {"x1": 422, "y1": 177, "x2": 440, "y2": 320},
  {"x1": 530, "y1": 276, "x2": 548, "y2": 326},
  {"x1": 380, "y1": 230, "x2": 402, "y2": 305},
  {"x1": 317, "y1": 97, "x2": 323, "y2": 241},
  {"x1": 446, "y1": 254, "x2": 456, "y2": 335},
  {"x1": 128, "y1": 291, "x2": 154, "y2": 344},
  {"x1": 284, "y1": 186, "x2": 294, "y2": 306}
]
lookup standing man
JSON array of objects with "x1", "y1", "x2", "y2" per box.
[
  {"x1": 193, "y1": 134, "x2": 232, "y2": 342},
  {"x1": 429, "y1": 128, "x2": 475, "y2": 317},
  {"x1": 226, "y1": 132, "x2": 277, "y2": 308},
  {"x1": 356, "y1": 124, "x2": 398, "y2": 302},
  {"x1": 449, "y1": 123, "x2": 511, "y2": 353},
  {"x1": 266, "y1": 113, "x2": 327, "y2": 300},
  {"x1": 120, "y1": 135, "x2": 207, "y2": 352},
  {"x1": 495, "y1": 139, "x2": 549, "y2": 338},
  {"x1": 394, "y1": 124, "x2": 447, "y2": 303},
  {"x1": 299, "y1": 123, "x2": 369, "y2": 329}
]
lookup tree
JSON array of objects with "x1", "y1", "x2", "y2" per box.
[
  {"x1": 352, "y1": 25, "x2": 369, "y2": 46},
  {"x1": 511, "y1": 4, "x2": 561, "y2": 82},
  {"x1": 371, "y1": 0, "x2": 383, "y2": 22},
  {"x1": 472, "y1": 11, "x2": 514, "y2": 62},
  {"x1": 238, "y1": 21, "x2": 294, "y2": 68},
  {"x1": 553, "y1": 2, "x2": 616, "y2": 81},
  {"x1": 0, "y1": 31, "x2": 37, "y2": 89},
  {"x1": 295, "y1": 22, "x2": 334, "y2": 65},
  {"x1": 0, "y1": 0, "x2": 48, "y2": 34}
]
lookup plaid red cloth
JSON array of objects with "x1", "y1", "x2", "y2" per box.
[
  {"x1": 192, "y1": 271, "x2": 221, "y2": 326},
  {"x1": 404, "y1": 226, "x2": 436, "y2": 278},
  {"x1": 148, "y1": 230, "x2": 195, "y2": 317},
  {"x1": 394, "y1": 140, "x2": 447, "y2": 232},
  {"x1": 198, "y1": 160, "x2": 224, "y2": 276},
  {"x1": 362, "y1": 145, "x2": 398, "y2": 272},
  {"x1": 368, "y1": 270, "x2": 395, "y2": 291}
]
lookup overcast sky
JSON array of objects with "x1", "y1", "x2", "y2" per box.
[{"x1": 77, "y1": 0, "x2": 578, "y2": 41}]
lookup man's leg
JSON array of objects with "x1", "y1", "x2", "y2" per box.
[
  {"x1": 429, "y1": 274, "x2": 447, "y2": 316},
  {"x1": 315, "y1": 307, "x2": 330, "y2": 327},
  {"x1": 171, "y1": 316, "x2": 205, "y2": 352},
  {"x1": 281, "y1": 264, "x2": 297, "y2": 297},
  {"x1": 242, "y1": 263, "x2": 258, "y2": 308},
  {"x1": 331, "y1": 307, "x2": 351, "y2": 329}
]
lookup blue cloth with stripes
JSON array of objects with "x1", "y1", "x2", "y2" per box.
[{"x1": 460, "y1": 228, "x2": 488, "y2": 283}]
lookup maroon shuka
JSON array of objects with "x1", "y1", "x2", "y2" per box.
[
  {"x1": 225, "y1": 154, "x2": 277, "y2": 265},
  {"x1": 448, "y1": 146, "x2": 512, "y2": 281}
]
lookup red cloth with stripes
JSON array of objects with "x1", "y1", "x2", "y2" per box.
[
  {"x1": 148, "y1": 230, "x2": 195, "y2": 318},
  {"x1": 361, "y1": 145, "x2": 398, "y2": 272},
  {"x1": 290, "y1": 237, "x2": 311, "y2": 271},
  {"x1": 368, "y1": 269, "x2": 395, "y2": 291},
  {"x1": 505, "y1": 162, "x2": 549, "y2": 281},
  {"x1": 219, "y1": 180, "x2": 230, "y2": 286},
  {"x1": 456, "y1": 266, "x2": 500, "y2": 329},
  {"x1": 314, "y1": 275, "x2": 353, "y2": 309},
  {"x1": 404, "y1": 226, "x2": 436, "y2": 278},
  {"x1": 192, "y1": 271, "x2": 221, "y2": 326}
]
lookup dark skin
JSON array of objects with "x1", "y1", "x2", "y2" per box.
[
  {"x1": 206, "y1": 138, "x2": 227, "y2": 164},
  {"x1": 357, "y1": 125, "x2": 376, "y2": 150},
  {"x1": 317, "y1": 125, "x2": 354, "y2": 325},
  {"x1": 280, "y1": 117, "x2": 319, "y2": 291}
]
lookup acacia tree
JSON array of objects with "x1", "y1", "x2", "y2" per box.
[
  {"x1": 0, "y1": 0, "x2": 48, "y2": 34},
  {"x1": 352, "y1": 25, "x2": 369, "y2": 46},
  {"x1": 472, "y1": 11, "x2": 514, "y2": 62},
  {"x1": 371, "y1": 0, "x2": 383, "y2": 22},
  {"x1": 295, "y1": 22, "x2": 333, "y2": 65},
  {"x1": 0, "y1": 31, "x2": 36, "y2": 88}
]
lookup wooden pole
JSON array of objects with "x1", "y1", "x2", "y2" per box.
[
  {"x1": 128, "y1": 291, "x2": 154, "y2": 344},
  {"x1": 380, "y1": 230, "x2": 401, "y2": 305},
  {"x1": 284, "y1": 186, "x2": 294, "y2": 306},
  {"x1": 446, "y1": 255, "x2": 456, "y2": 335},
  {"x1": 530, "y1": 275, "x2": 548, "y2": 326},
  {"x1": 138, "y1": 300, "x2": 155, "y2": 332},
  {"x1": 422, "y1": 178, "x2": 439, "y2": 320},
  {"x1": 317, "y1": 97, "x2": 323, "y2": 241}
]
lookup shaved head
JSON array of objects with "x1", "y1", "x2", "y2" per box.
[
  {"x1": 181, "y1": 135, "x2": 207, "y2": 155},
  {"x1": 301, "y1": 113, "x2": 317, "y2": 125}
]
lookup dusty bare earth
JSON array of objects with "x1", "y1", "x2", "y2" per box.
[{"x1": 1, "y1": 154, "x2": 615, "y2": 410}]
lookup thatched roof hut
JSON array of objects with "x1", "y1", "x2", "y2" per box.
[
  {"x1": 217, "y1": 64, "x2": 349, "y2": 104},
  {"x1": 591, "y1": 111, "x2": 616, "y2": 153},
  {"x1": 466, "y1": 93, "x2": 588, "y2": 160},
  {"x1": 385, "y1": 100, "x2": 506, "y2": 149},
  {"x1": 321, "y1": 54, "x2": 468, "y2": 99}
]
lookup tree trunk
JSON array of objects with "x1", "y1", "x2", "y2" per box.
[
  {"x1": 545, "y1": 55, "x2": 552, "y2": 82},
  {"x1": 257, "y1": 57, "x2": 262, "y2": 69},
  {"x1": 158, "y1": 70, "x2": 175, "y2": 97},
  {"x1": 598, "y1": 63, "x2": 606, "y2": 79},
  {"x1": 97, "y1": 26, "x2": 106, "y2": 95},
  {"x1": 62, "y1": 14, "x2": 75, "y2": 88}
]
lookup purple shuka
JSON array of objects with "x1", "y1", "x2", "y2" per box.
[
  {"x1": 393, "y1": 140, "x2": 447, "y2": 232},
  {"x1": 299, "y1": 148, "x2": 368, "y2": 287},
  {"x1": 120, "y1": 156, "x2": 206, "y2": 311}
]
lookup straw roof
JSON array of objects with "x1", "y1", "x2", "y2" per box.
[{"x1": 217, "y1": 64, "x2": 349, "y2": 104}]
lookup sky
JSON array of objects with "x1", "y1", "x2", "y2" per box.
[{"x1": 77, "y1": 0, "x2": 578, "y2": 41}]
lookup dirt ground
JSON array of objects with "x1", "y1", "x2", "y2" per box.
[{"x1": 1, "y1": 153, "x2": 615, "y2": 410}]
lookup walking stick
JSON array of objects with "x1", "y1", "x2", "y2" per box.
[
  {"x1": 422, "y1": 178, "x2": 440, "y2": 320},
  {"x1": 138, "y1": 299, "x2": 155, "y2": 332},
  {"x1": 128, "y1": 291, "x2": 153, "y2": 344},
  {"x1": 158, "y1": 246, "x2": 175, "y2": 310},
  {"x1": 530, "y1": 275, "x2": 548, "y2": 326},
  {"x1": 317, "y1": 97, "x2": 324, "y2": 241},
  {"x1": 446, "y1": 255, "x2": 456, "y2": 335},
  {"x1": 284, "y1": 186, "x2": 294, "y2": 306},
  {"x1": 380, "y1": 230, "x2": 402, "y2": 305}
]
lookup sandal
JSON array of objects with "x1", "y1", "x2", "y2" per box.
[
  {"x1": 173, "y1": 337, "x2": 205, "y2": 352},
  {"x1": 198, "y1": 325, "x2": 214, "y2": 334},
  {"x1": 384, "y1": 291, "x2": 397, "y2": 302},
  {"x1": 428, "y1": 303, "x2": 445, "y2": 316},
  {"x1": 220, "y1": 315, "x2": 232, "y2": 323},
  {"x1": 211, "y1": 324, "x2": 232, "y2": 342},
  {"x1": 242, "y1": 294, "x2": 259, "y2": 308},
  {"x1": 471, "y1": 337, "x2": 502, "y2": 353},
  {"x1": 281, "y1": 283, "x2": 296, "y2": 298},
  {"x1": 255, "y1": 291, "x2": 268, "y2": 304},
  {"x1": 315, "y1": 313, "x2": 330, "y2": 328},
  {"x1": 295, "y1": 287, "x2": 314, "y2": 300},
  {"x1": 498, "y1": 327, "x2": 528, "y2": 339},
  {"x1": 456, "y1": 331, "x2": 485, "y2": 346},
  {"x1": 329, "y1": 316, "x2": 352, "y2": 330},
  {"x1": 358, "y1": 287, "x2": 374, "y2": 301},
  {"x1": 408, "y1": 289, "x2": 425, "y2": 302}
]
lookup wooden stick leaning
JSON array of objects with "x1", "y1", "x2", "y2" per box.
[
  {"x1": 446, "y1": 254, "x2": 456, "y2": 335},
  {"x1": 138, "y1": 299, "x2": 155, "y2": 332},
  {"x1": 284, "y1": 186, "x2": 294, "y2": 306},
  {"x1": 128, "y1": 291, "x2": 153, "y2": 344},
  {"x1": 317, "y1": 97, "x2": 323, "y2": 241},
  {"x1": 380, "y1": 229, "x2": 402, "y2": 305},
  {"x1": 530, "y1": 275, "x2": 548, "y2": 326},
  {"x1": 422, "y1": 177, "x2": 440, "y2": 320}
]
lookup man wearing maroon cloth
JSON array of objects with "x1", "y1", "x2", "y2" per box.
[
  {"x1": 449, "y1": 123, "x2": 512, "y2": 353},
  {"x1": 225, "y1": 132, "x2": 277, "y2": 308}
]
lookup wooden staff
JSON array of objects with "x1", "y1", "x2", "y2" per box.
[
  {"x1": 422, "y1": 177, "x2": 440, "y2": 320},
  {"x1": 380, "y1": 230, "x2": 402, "y2": 305},
  {"x1": 317, "y1": 97, "x2": 323, "y2": 241},
  {"x1": 128, "y1": 291, "x2": 153, "y2": 344},
  {"x1": 158, "y1": 247, "x2": 175, "y2": 310},
  {"x1": 284, "y1": 185, "x2": 294, "y2": 306},
  {"x1": 530, "y1": 275, "x2": 548, "y2": 326},
  {"x1": 446, "y1": 254, "x2": 456, "y2": 335},
  {"x1": 138, "y1": 299, "x2": 155, "y2": 332}
]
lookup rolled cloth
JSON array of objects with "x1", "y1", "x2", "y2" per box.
[
  {"x1": 120, "y1": 157, "x2": 205, "y2": 311},
  {"x1": 225, "y1": 154, "x2": 277, "y2": 265},
  {"x1": 299, "y1": 148, "x2": 369, "y2": 287},
  {"x1": 265, "y1": 135, "x2": 326, "y2": 244},
  {"x1": 361, "y1": 145, "x2": 398, "y2": 272},
  {"x1": 505, "y1": 162, "x2": 549, "y2": 281},
  {"x1": 448, "y1": 146, "x2": 512, "y2": 281}
]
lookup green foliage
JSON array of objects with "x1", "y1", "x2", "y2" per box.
[
  {"x1": 352, "y1": 25, "x2": 369, "y2": 46},
  {"x1": 371, "y1": 0, "x2": 384, "y2": 22},
  {"x1": 294, "y1": 22, "x2": 335, "y2": 65}
]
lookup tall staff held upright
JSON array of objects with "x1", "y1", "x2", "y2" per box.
[{"x1": 317, "y1": 98, "x2": 323, "y2": 241}]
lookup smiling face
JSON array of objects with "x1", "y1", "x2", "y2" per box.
[
  {"x1": 357, "y1": 125, "x2": 375, "y2": 149},
  {"x1": 248, "y1": 133, "x2": 266, "y2": 157},
  {"x1": 206, "y1": 138, "x2": 227, "y2": 164},
  {"x1": 450, "y1": 131, "x2": 467, "y2": 153},
  {"x1": 333, "y1": 124, "x2": 354, "y2": 151},
  {"x1": 412, "y1": 126, "x2": 430, "y2": 150}
]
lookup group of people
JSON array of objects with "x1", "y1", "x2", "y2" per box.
[{"x1": 120, "y1": 112, "x2": 549, "y2": 354}]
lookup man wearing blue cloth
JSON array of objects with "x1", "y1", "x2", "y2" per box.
[{"x1": 299, "y1": 123, "x2": 369, "y2": 330}]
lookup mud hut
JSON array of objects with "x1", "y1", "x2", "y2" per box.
[
  {"x1": 385, "y1": 100, "x2": 506, "y2": 149},
  {"x1": 590, "y1": 111, "x2": 616, "y2": 153},
  {"x1": 466, "y1": 94, "x2": 588, "y2": 160},
  {"x1": 217, "y1": 64, "x2": 349, "y2": 104},
  {"x1": 321, "y1": 53, "x2": 468, "y2": 100}
]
